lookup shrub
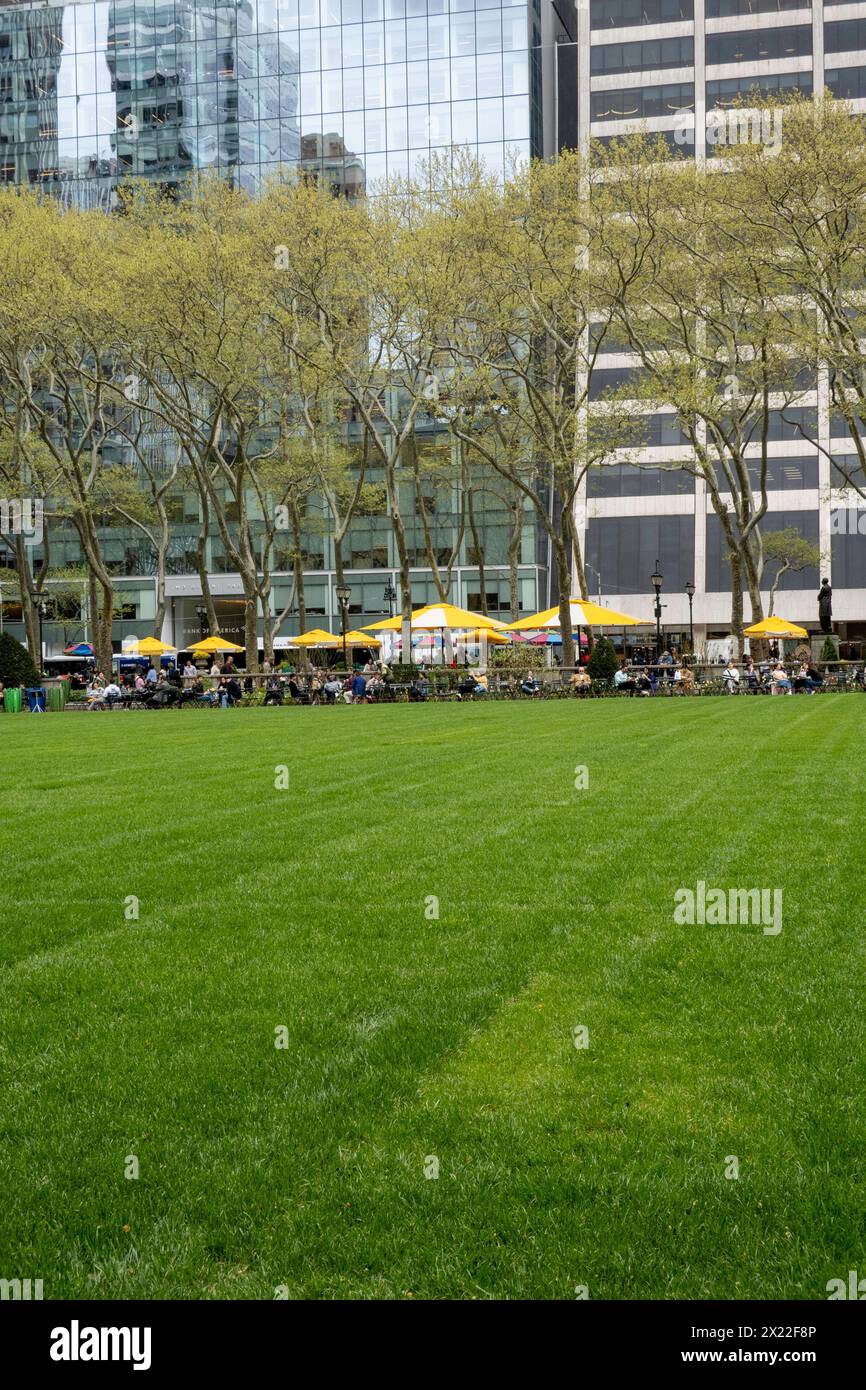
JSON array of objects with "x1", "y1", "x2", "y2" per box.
[
  {"x1": 819, "y1": 636, "x2": 838, "y2": 666},
  {"x1": 491, "y1": 645, "x2": 544, "y2": 673},
  {"x1": 586, "y1": 635, "x2": 618, "y2": 685},
  {"x1": 0, "y1": 631, "x2": 39, "y2": 688}
]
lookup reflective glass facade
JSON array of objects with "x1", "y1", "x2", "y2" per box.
[
  {"x1": 0, "y1": 0, "x2": 545, "y2": 205},
  {"x1": 0, "y1": 0, "x2": 569, "y2": 649}
]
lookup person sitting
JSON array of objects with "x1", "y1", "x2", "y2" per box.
[
  {"x1": 771, "y1": 662, "x2": 792, "y2": 694},
  {"x1": 351, "y1": 672, "x2": 368, "y2": 704},
  {"x1": 103, "y1": 679, "x2": 123, "y2": 707},
  {"x1": 457, "y1": 673, "x2": 477, "y2": 700},
  {"x1": 806, "y1": 663, "x2": 824, "y2": 690},
  {"x1": 226, "y1": 676, "x2": 243, "y2": 707},
  {"x1": 570, "y1": 669, "x2": 591, "y2": 696},
  {"x1": 263, "y1": 675, "x2": 284, "y2": 706},
  {"x1": 613, "y1": 662, "x2": 637, "y2": 696},
  {"x1": 323, "y1": 676, "x2": 342, "y2": 704},
  {"x1": 722, "y1": 661, "x2": 740, "y2": 694},
  {"x1": 474, "y1": 672, "x2": 489, "y2": 697},
  {"x1": 85, "y1": 683, "x2": 107, "y2": 709},
  {"x1": 793, "y1": 662, "x2": 822, "y2": 694},
  {"x1": 673, "y1": 664, "x2": 694, "y2": 694},
  {"x1": 183, "y1": 659, "x2": 197, "y2": 678},
  {"x1": 410, "y1": 674, "x2": 429, "y2": 701},
  {"x1": 520, "y1": 670, "x2": 540, "y2": 697},
  {"x1": 151, "y1": 673, "x2": 177, "y2": 707},
  {"x1": 635, "y1": 668, "x2": 654, "y2": 696},
  {"x1": 743, "y1": 659, "x2": 760, "y2": 692}
]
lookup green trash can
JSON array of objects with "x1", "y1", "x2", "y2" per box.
[
  {"x1": 47, "y1": 684, "x2": 65, "y2": 712},
  {"x1": 4, "y1": 686, "x2": 22, "y2": 714}
]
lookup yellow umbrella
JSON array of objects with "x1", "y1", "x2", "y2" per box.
[
  {"x1": 744, "y1": 616, "x2": 808, "y2": 639},
  {"x1": 134, "y1": 636, "x2": 177, "y2": 655},
  {"x1": 458, "y1": 627, "x2": 510, "y2": 645},
  {"x1": 363, "y1": 603, "x2": 505, "y2": 633},
  {"x1": 188, "y1": 636, "x2": 245, "y2": 654},
  {"x1": 291, "y1": 628, "x2": 340, "y2": 647},
  {"x1": 507, "y1": 599, "x2": 641, "y2": 630},
  {"x1": 344, "y1": 630, "x2": 381, "y2": 646},
  {"x1": 362, "y1": 614, "x2": 402, "y2": 632}
]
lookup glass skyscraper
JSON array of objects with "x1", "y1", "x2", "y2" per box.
[
  {"x1": 0, "y1": 0, "x2": 575, "y2": 206},
  {"x1": 0, "y1": 0, "x2": 577, "y2": 653}
]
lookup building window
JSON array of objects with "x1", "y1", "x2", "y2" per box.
[
  {"x1": 705, "y1": 0, "x2": 810, "y2": 17},
  {"x1": 706, "y1": 26, "x2": 812, "y2": 67},
  {"x1": 590, "y1": 0, "x2": 694, "y2": 29},
  {"x1": 591, "y1": 82, "x2": 694, "y2": 122},
  {"x1": 825, "y1": 67, "x2": 866, "y2": 101},
  {"x1": 588, "y1": 463, "x2": 695, "y2": 497},
  {"x1": 706, "y1": 71, "x2": 813, "y2": 108},
  {"x1": 705, "y1": 511, "x2": 819, "y2": 591},
  {"x1": 586, "y1": 515, "x2": 696, "y2": 593},
  {"x1": 591, "y1": 36, "x2": 694, "y2": 77},
  {"x1": 825, "y1": 20, "x2": 866, "y2": 56}
]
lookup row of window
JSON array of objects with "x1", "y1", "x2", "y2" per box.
[
  {"x1": 592, "y1": 70, "x2": 816, "y2": 124},
  {"x1": 589, "y1": 0, "x2": 811, "y2": 25},
  {"x1": 591, "y1": 0, "x2": 693, "y2": 28},
  {"x1": 588, "y1": 455, "x2": 823, "y2": 496},
  {"x1": 826, "y1": 67, "x2": 866, "y2": 101},
  {"x1": 591, "y1": 82, "x2": 694, "y2": 121},
  {"x1": 826, "y1": 20, "x2": 866, "y2": 56},
  {"x1": 706, "y1": 25, "x2": 811, "y2": 66},
  {"x1": 586, "y1": 512, "x2": 820, "y2": 593},
  {"x1": 591, "y1": 36, "x2": 693, "y2": 77}
]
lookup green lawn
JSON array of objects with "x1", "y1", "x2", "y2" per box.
[{"x1": 0, "y1": 697, "x2": 862, "y2": 1300}]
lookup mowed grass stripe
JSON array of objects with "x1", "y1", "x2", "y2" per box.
[{"x1": 0, "y1": 698, "x2": 862, "y2": 1297}]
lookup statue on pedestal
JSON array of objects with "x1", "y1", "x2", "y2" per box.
[{"x1": 818, "y1": 578, "x2": 833, "y2": 634}]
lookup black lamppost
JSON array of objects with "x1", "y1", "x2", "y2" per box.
[
  {"x1": 384, "y1": 580, "x2": 397, "y2": 618},
  {"x1": 37, "y1": 597, "x2": 47, "y2": 674},
  {"x1": 336, "y1": 583, "x2": 351, "y2": 669},
  {"x1": 195, "y1": 604, "x2": 208, "y2": 639},
  {"x1": 651, "y1": 564, "x2": 663, "y2": 661},
  {"x1": 685, "y1": 580, "x2": 695, "y2": 655}
]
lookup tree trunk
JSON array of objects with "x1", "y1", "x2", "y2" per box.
[
  {"x1": 96, "y1": 578, "x2": 114, "y2": 674},
  {"x1": 242, "y1": 578, "x2": 258, "y2": 671},
  {"x1": 15, "y1": 536, "x2": 40, "y2": 663},
  {"x1": 507, "y1": 502, "x2": 523, "y2": 622},
  {"x1": 289, "y1": 499, "x2": 308, "y2": 669},
  {"x1": 730, "y1": 549, "x2": 744, "y2": 662},
  {"x1": 467, "y1": 486, "x2": 487, "y2": 614},
  {"x1": 553, "y1": 535, "x2": 575, "y2": 669}
]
